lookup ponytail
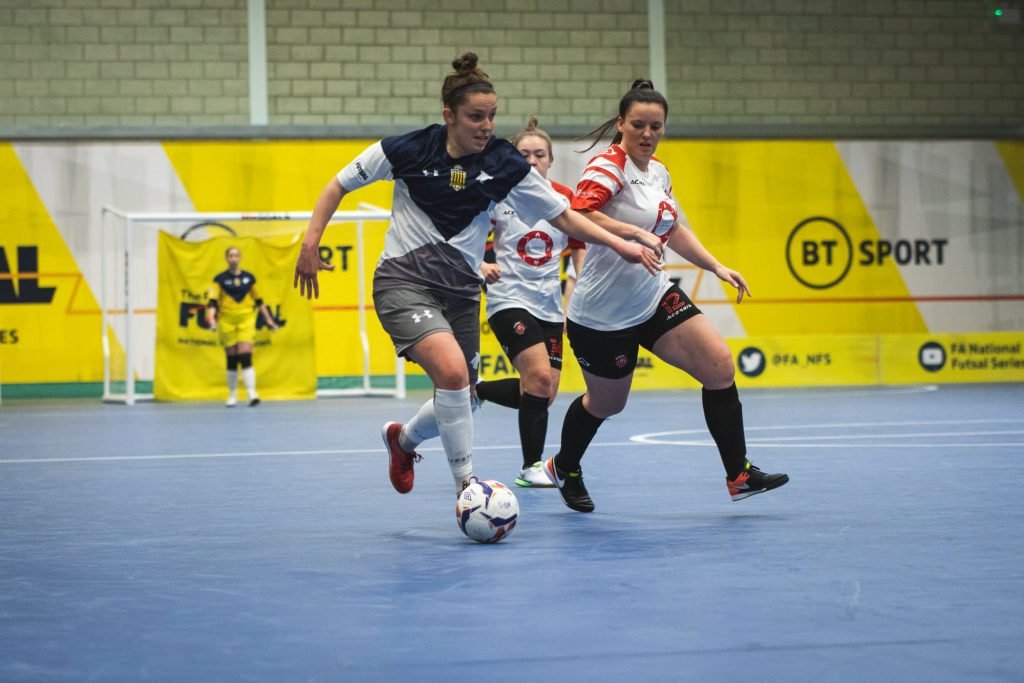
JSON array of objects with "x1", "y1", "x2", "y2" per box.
[{"x1": 578, "y1": 79, "x2": 668, "y2": 153}]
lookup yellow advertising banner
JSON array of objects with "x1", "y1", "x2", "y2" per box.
[
  {"x1": 479, "y1": 324, "x2": 885, "y2": 392},
  {"x1": 881, "y1": 332, "x2": 1024, "y2": 384},
  {"x1": 154, "y1": 232, "x2": 316, "y2": 401},
  {"x1": 725, "y1": 335, "x2": 880, "y2": 387},
  {"x1": 0, "y1": 143, "x2": 113, "y2": 383}
]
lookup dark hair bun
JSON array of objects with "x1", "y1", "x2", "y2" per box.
[
  {"x1": 452, "y1": 52, "x2": 479, "y2": 74},
  {"x1": 631, "y1": 79, "x2": 655, "y2": 90}
]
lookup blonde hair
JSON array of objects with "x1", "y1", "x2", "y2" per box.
[{"x1": 512, "y1": 114, "x2": 553, "y2": 161}]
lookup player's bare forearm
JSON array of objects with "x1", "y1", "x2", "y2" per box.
[
  {"x1": 551, "y1": 210, "x2": 660, "y2": 275},
  {"x1": 581, "y1": 209, "x2": 664, "y2": 256},
  {"x1": 551, "y1": 209, "x2": 643, "y2": 253},
  {"x1": 667, "y1": 222, "x2": 751, "y2": 302},
  {"x1": 666, "y1": 222, "x2": 719, "y2": 271},
  {"x1": 302, "y1": 178, "x2": 346, "y2": 250},
  {"x1": 295, "y1": 178, "x2": 344, "y2": 298}
]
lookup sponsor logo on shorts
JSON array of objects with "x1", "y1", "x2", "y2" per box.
[
  {"x1": 576, "y1": 356, "x2": 590, "y2": 367},
  {"x1": 513, "y1": 321, "x2": 526, "y2": 335},
  {"x1": 411, "y1": 309, "x2": 434, "y2": 324},
  {"x1": 660, "y1": 291, "x2": 689, "y2": 315},
  {"x1": 614, "y1": 354, "x2": 628, "y2": 368}
]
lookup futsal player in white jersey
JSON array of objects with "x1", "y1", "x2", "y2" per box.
[
  {"x1": 476, "y1": 116, "x2": 634, "y2": 488},
  {"x1": 544, "y1": 80, "x2": 789, "y2": 512},
  {"x1": 294, "y1": 55, "x2": 662, "y2": 503}
]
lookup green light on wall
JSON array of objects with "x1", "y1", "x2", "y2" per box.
[{"x1": 994, "y1": 8, "x2": 1003, "y2": 15}]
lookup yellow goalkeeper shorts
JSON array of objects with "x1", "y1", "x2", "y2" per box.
[{"x1": 218, "y1": 312, "x2": 255, "y2": 347}]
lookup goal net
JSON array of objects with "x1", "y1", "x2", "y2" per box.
[{"x1": 99, "y1": 206, "x2": 404, "y2": 405}]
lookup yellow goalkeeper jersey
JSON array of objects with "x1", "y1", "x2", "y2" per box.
[{"x1": 208, "y1": 269, "x2": 262, "y2": 317}]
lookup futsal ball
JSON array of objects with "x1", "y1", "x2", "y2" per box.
[{"x1": 456, "y1": 479, "x2": 519, "y2": 543}]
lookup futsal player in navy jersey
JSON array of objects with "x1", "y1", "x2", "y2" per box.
[
  {"x1": 545, "y1": 80, "x2": 789, "y2": 512},
  {"x1": 294, "y1": 54, "x2": 662, "y2": 500}
]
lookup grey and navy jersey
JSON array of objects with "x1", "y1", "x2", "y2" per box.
[{"x1": 337, "y1": 124, "x2": 569, "y2": 300}]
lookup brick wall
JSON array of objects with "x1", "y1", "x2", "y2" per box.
[{"x1": 1, "y1": 0, "x2": 1020, "y2": 131}]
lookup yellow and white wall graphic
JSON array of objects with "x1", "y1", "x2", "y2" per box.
[{"x1": 1, "y1": 139, "x2": 1021, "y2": 397}]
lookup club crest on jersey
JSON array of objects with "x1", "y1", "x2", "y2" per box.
[{"x1": 450, "y1": 165, "x2": 467, "y2": 192}]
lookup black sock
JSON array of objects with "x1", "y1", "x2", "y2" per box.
[
  {"x1": 702, "y1": 383, "x2": 748, "y2": 479},
  {"x1": 518, "y1": 392, "x2": 549, "y2": 468},
  {"x1": 475, "y1": 378, "x2": 521, "y2": 409},
  {"x1": 555, "y1": 395, "x2": 605, "y2": 474}
]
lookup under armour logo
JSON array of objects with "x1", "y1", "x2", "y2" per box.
[{"x1": 411, "y1": 309, "x2": 434, "y2": 323}]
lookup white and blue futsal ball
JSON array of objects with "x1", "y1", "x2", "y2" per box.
[{"x1": 456, "y1": 479, "x2": 519, "y2": 543}]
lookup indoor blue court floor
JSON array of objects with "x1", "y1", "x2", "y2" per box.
[{"x1": 1, "y1": 383, "x2": 1022, "y2": 681}]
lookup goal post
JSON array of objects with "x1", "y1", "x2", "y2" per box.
[{"x1": 100, "y1": 205, "x2": 404, "y2": 405}]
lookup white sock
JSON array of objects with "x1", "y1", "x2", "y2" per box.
[
  {"x1": 242, "y1": 366, "x2": 257, "y2": 398},
  {"x1": 400, "y1": 398, "x2": 439, "y2": 451},
  {"x1": 226, "y1": 369, "x2": 238, "y2": 396},
  {"x1": 433, "y1": 386, "x2": 474, "y2": 490},
  {"x1": 400, "y1": 392, "x2": 481, "y2": 451}
]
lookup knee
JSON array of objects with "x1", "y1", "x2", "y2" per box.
[
  {"x1": 585, "y1": 392, "x2": 627, "y2": 419},
  {"x1": 520, "y1": 372, "x2": 553, "y2": 400},
  {"x1": 704, "y1": 346, "x2": 735, "y2": 389},
  {"x1": 432, "y1": 363, "x2": 469, "y2": 391}
]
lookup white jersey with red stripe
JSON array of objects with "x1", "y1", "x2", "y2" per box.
[
  {"x1": 485, "y1": 180, "x2": 574, "y2": 323},
  {"x1": 567, "y1": 144, "x2": 682, "y2": 330}
]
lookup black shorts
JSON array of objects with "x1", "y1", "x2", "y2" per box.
[
  {"x1": 488, "y1": 308, "x2": 564, "y2": 370},
  {"x1": 566, "y1": 284, "x2": 701, "y2": 380}
]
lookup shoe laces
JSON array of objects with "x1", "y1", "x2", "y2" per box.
[{"x1": 398, "y1": 451, "x2": 422, "y2": 470}]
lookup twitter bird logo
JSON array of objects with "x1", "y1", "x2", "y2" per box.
[{"x1": 738, "y1": 347, "x2": 766, "y2": 377}]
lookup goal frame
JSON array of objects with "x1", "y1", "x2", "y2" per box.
[{"x1": 99, "y1": 205, "x2": 404, "y2": 405}]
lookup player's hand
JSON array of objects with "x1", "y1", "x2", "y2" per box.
[
  {"x1": 480, "y1": 262, "x2": 501, "y2": 285},
  {"x1": 616, "y1": 240, "x2": 662, "y2": 276},
  {"x1": 713, "y1": 264, "x2": 751, "y2": 303},
  {"x1": 633, "y1": 229, "x2": 665, "y2": 259},
  {"x1": 294, "y1": 243, "x2": 334, "y2": 299}
]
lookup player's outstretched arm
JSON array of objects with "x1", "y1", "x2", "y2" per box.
[
  {"x1": 575, "y1": 209, "x2": 665, "y2": 258},
  {"x1": 666, "y1": 221, "x2": 751, "y2": 303},
  {"x1": 549, "y1": 209, "x2": 662, "y2": 275},
  {"x1": 294, "y1": 178, "x2": 344, "y2": 299}
]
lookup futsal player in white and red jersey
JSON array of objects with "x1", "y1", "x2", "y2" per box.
[
  {"x1": 476, "y1": 116, "x2": 640, "y2": 488},
  {"x1": 294, "y1": 55, "x2": 662, "y2": 505},
  {"x1": 544, "y1": 80, "x2": 789, "y2": 512}
]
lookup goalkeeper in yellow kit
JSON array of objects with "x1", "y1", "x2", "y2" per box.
[{"x1": 206, "y1": 246, "x2": 279, "y2": 406}]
